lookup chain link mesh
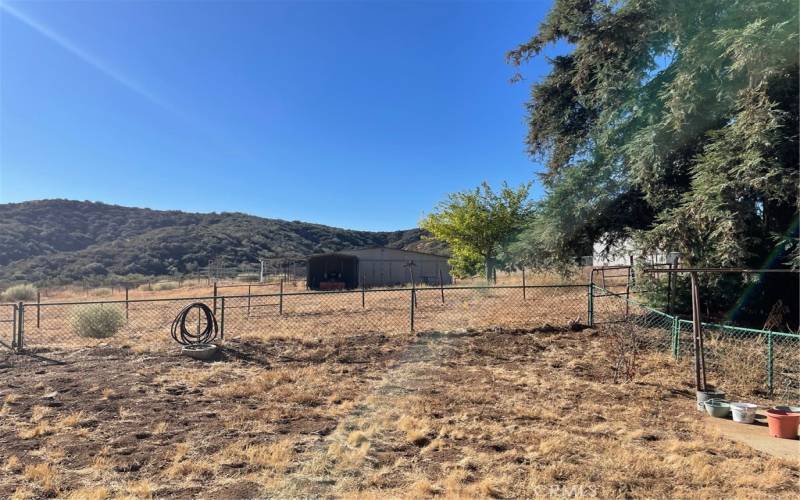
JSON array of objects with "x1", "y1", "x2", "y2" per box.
[
  {"x1": 13, "y1": 285, "x2": 590, "y2": 352},
  {"x1": 7, "y1": 283, "x2": 798, "y2": 402},
  {"x1": 596, "y1": 286, "x2": 800, "y2": 402}
]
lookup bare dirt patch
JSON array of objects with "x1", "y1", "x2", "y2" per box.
[{"x1": 0, "y1": 326, "x2": 797, "y2": 498}]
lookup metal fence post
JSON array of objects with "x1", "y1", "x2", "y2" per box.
[
  {"x1": 439, "y1": 269, "x2": 445, "y2": 304},
  {"x1": 17, "y1": 302, "x2": 24, "y2": 352},
  {"x1": 247, "y1": 285, "x2": 252, "y2": 318},
  {"x1": 213, "y1": 282, "x2": 218, "y2": 316},
  {"x1": 125, "y1": 286, "x2": 130, "y2": 322},
  {"x1": 672, "y1": 316, "x2": 679, "y2": 359},
  {"x1": 587, "y1": 283, "x2": 594, "y2": 327},
  {"x1": 220, "y1": 296, "x2": 225, "y2": 340},
  {"x1": 767, "y1": 331, "x2": 773, "y2": 396},
  {"x1": 36, "y1": 290, "x2": 41, "y2": 328},
  {"x1": 279, "y1": 279, "x2": 284, "y2": 315},
  {"x1": 624, "y1": 284, "x2": 630, "y2": 319},
  {"x1": 361, "y1": 274, "x2": 366, "y2": 308},
  {"x1": 522, "y1": 267, "x2": 527, "y2": 300},
  {"x1": 11, "y1": 304, "x2": 17, "y2": 351},
  {"x1": 410, "y1": 288, "x2": 415, "y2": 333}
]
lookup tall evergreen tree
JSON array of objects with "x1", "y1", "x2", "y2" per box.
[{"x1": 509, "y1": 0, "x2": 799, "y2": 325}]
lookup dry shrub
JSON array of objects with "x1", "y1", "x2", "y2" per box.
[
  {"x1": 2, "y1": 284, "x2": 37, "y2": 302},
  {"x1": 609, "y1": 322, "x2": 642, "y2": 383},
  {"x1": 151, "y1": 281, "x2": 179, "y2": 291},
  {"x1": 23, "y1": 463, "x2": 59, "y2": 495},
  {"x1": 88, "y1": 287, "x2": 113, "y2": 297},
  {"x1": 72, "y1": 304, "x2": 124, "y2": 338}
]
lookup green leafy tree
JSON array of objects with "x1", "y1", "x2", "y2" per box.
[
  {"x1": 421, "y1": 182, "x2": 532, "y2": 281},
  {"x1": 508, "y1": 0, "x2": 799, "y2": 324}
]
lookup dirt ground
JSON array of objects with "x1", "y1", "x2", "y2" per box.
[{"x1": 1, "y1": 324, "x2": 798, "y2": 499}]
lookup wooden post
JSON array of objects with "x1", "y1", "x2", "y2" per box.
[
  {"x1": 125, "y1": 287, "x2": 129, "y2": 322},
  {"x1": 279, "y1": 279, "x2": 284, "y2": 315},
  {"x1": 247, "y1": 284, "x2": 252, "y2": 317},
  {"x1": 522, "y1": 267, "x2": 527, "y2": 300},
  {"x1": 36, "y1": 290, "x2": 41, "y2": 328}
]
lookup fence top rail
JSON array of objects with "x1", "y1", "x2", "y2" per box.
[
  {"x1": 676, "y1": 318, "x2": 800, "y2": 338},
  {"x1": 18, "y1": 283, "x2": 592, "y2": 307},
  {"x1": 643, "y1": 267, "x2": 799, "y2": 274}
]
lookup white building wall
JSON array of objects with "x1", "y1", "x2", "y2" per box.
[{"x1": 592, "y1": 237, "x2": 672, "y2": 267}]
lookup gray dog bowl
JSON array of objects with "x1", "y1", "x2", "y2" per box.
[{"x1": 181, "y1": 343, "x2": 219, "y2": 361}]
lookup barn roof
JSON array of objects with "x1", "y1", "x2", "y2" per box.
[{"x1": 310, "y1": 246, "x2": 448, "y2": 259}]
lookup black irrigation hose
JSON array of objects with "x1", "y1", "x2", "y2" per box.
[{"x1": 171, "y1": 302, "x2": 218, "y2": 345}]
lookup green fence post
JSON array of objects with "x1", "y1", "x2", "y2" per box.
[
  {"x1": 767, "y1": 331, "x2": 773, "y2": 396},
  {"x1": 587, "y1": 283, "x2": 594, "y2": 327}
]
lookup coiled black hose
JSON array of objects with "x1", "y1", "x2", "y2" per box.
[{"x1": 171, "y1": 302, "x2": 218, "y2": 345}]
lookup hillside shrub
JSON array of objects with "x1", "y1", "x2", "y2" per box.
[
  {"x1": 152, "y1": 281, "x2": 179, "y2": 291},
  {"x1": 72, "y1": 305, "x2": 125, "y2": 339},
  {"x1": 2, "y1": 284, "x2": 37, "y2": 302},
  {"x1": 89, "y1": 287, "x2": 114, "y2": 297}
]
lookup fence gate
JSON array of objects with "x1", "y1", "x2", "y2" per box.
[{"x1": 1, "y1": 304, "x2": 16, "y2": 351}]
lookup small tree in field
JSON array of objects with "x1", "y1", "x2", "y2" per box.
[{"x1": 421, "y1": 182, "x2": 532, "y2": 281}]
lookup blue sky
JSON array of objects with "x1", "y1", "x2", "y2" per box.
[{"x1": 0, "y1": 0, "x2": 562, "y2": 231}]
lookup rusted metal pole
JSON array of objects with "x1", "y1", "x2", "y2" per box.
[
  {"x1": 247, "y1": 284, "x2": 251, "y2": 317},
  {"x1": 690, "y1": 272, "x2": 707, "y2": 391},
  {"x1": 213, "y1": 282, "x2": 218, "y2": 316},
  {"x1": 36, "y1": 290, "x2": 40, "y2": 328}
]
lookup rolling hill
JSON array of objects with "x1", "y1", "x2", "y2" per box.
[{"x1": 0, "y1": 200, "x2": 446, "y2": 285}]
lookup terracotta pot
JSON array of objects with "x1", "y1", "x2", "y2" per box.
[{"x1": 765, "y1": 409, "x2": 799, "y2": 440}]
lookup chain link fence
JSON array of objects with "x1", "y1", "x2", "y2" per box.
[
  {"x1": 595, "y1": 285, "x2": 800, "y2": 402},
  {"x1": 3, "y1": 283, "x2": 797, "y2": 402},
  {"x1": 1, "y1": 303, "x2": 16, "y2": 350},
  {"x1": 7, "y1": 284, "x2": 591, "y2": 353}
]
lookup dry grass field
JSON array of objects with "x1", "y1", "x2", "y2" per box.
[{"x1": 1, "y1": 323, "x2": 799, "y2": 499}]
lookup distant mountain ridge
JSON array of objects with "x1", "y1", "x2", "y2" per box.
[{"x1": 0, "y1": 200, "x2": 446, "y2": 285}]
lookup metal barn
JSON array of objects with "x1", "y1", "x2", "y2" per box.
[{"x1": 306, "y1": 247, "x2": 452, "y2": 290}]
